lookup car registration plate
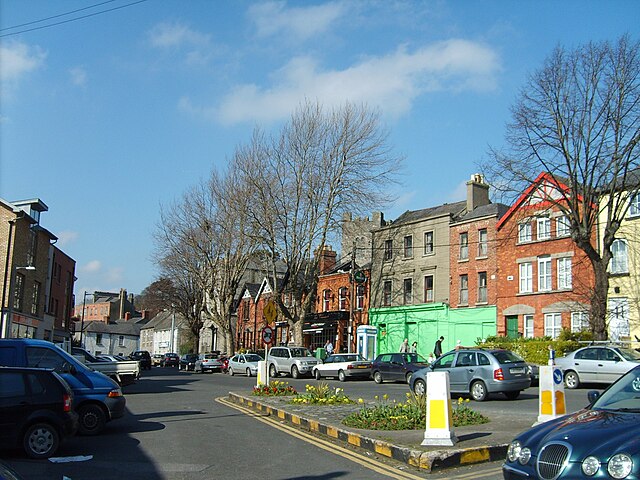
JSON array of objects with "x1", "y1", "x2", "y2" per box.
[
  {"x1": 510, "y1": 367, "x2": 525, "y2": 374},
  {"x1": 355, "y1": 365, "x2": 367, "y2": 368}
]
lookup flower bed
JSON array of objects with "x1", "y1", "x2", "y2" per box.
[
  {"x1": 252, "y1": 380, "x2": 297, "y2": 396},
  {"x1": 289, "y1": 382, "x2": 354, "y2": 405}
]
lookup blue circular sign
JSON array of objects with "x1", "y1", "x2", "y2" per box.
[{"x1": 553, "y1": 369, "x2": 563, "y2": 385}]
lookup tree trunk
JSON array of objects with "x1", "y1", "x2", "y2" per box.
[{"x1": 589, "y1": 258, "x2": 610, "y2": 341}]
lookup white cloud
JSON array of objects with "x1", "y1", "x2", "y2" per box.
[
  {"x1": 147, "y1": 22, "x2": 214, "y2": 65},
  {"x1": 106, "y1": 267, "x2": 124, "y2": 284},
  {"x1": 56, "y1": 230, "x2": 79, "y2": 247},
  {"x1": 210, "y1": 39, "x2": 500, "y2": 125},
  {"x1": 0, "y1": 41, "x2": 46, "y2": 98},
  {"x1": 69, "y1": 67, "x2": 87, "y2": 86},
  {"x1": 247, "y1": 1, "x2": 347, "y2": 40},
  {"x1": 82, "y1": 260, "x2": 102, "y2": 273}
]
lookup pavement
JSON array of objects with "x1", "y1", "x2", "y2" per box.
[{"x1": 227, "y1": 391, "x2": 540, "y2": 474}]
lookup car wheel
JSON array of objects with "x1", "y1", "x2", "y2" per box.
[
  {"x1": 338, "y1": 370, "x2": 346, "y2": 382},
  {"x1": 246, "y1": 368, "x2": 252, "y2": 377},
  {"x1": 314, "y1": 369, "x2": 321, "y2": 380},
  {"x1": 564, "y1": 371, "x2": 580, "y2": 389},
  {"x1": 229, "y1": 367, "x2": 234, "y2": 376},
  {"x1": 470, "y1": 380, "x2": 488, "y2": 402},
  {"x1": 373, "y1": 371, "x2": 383, "y2": 384},
  {"x1": 405, "y1": 372, "x2": 413, "y2": 384},
  {"x1": 23, "y1": 422, "x2": 59, "y2": 459},
  {"x1": 291, "y1": 365, "x2": 300, "y2": 379},
  {"x1": 413, "y1": 379, "x2": 426, "y2": 396},
  {"x1": 78, "y1": 404, "x2": 106, "y2": 436},
  {"x1": 504, "y1": 390, "x2": 520, "y2": 400},
  {"x1": 269, "y1": 364, "x2": 278, "y2": 378}
]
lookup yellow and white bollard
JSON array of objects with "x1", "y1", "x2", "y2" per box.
[
  {"x1": 256, "y1": 360, "x2": 267, "y2": 387},
  {"x1": 422, "y1": 371, "x2": 458, "y2": 446},
  {"x1": 536, "y1": 365, "x2": 566, "y2": 424}
]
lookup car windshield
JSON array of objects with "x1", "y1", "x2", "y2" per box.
[
  {"x1": 593, "y1": 367, "x2": 640, "y2": 411},
  {"x1": 245, "y1": 354, "x2": 262, "y2": 362},
  {"x1": 403, "y1": 353, "x2": 427, "y2": 363},
  {"x1": 493, "y1": 351, "x2": 524, "y2": 364},
  {"x1": 617, "y1": 348, "x2": 640, "y2": 361},
  {"x1": 290, "y1": 348, "x2": 312, "y2": 358}
]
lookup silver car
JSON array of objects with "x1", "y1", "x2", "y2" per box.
[
  {"x1": 409, "y1": 348, "x2": 531, "y2": 401},
  {"x1": 312, "y1": 353, "x2": 372, "y2": 381},
  {"x1": 194, "y1": 352, "x2": 223, "y2": 373},
  {"x1": 227, "y1": 353, "x2": 262, "y2": 377},
  {"x1": 554, "y1": 345, "x2": 640, "y2": 389},
  {"x1": 267, "y1": 346, "x2": 319, "y2": 379}
]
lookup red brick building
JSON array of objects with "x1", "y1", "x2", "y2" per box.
[
  {"x1": 47, "y1": 246, "x2": 76, "y2": 340},
  {"x1": 496, "y1": 173, "x2": 595, "y2": 338}
]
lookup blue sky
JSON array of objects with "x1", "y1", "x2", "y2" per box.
[{"x1": 1, "y1": 0, "x2": 638, "y2": 299}]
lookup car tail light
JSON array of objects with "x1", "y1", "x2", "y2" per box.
[
  {"x1": 63, "y1": 393, "x2": 72, "y2": 412},
  {"x1": 347, "y1": 364, "x2": 354, "y2": 369},
  {"x1": 108, "y1": 388, "x2": 123, "y2": 398},
  {"x1": 494, "y1": 368, "x2": 504, "y2": 381}
]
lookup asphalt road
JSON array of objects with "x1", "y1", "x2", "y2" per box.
[{"x1": 1, "y1": 367, "x2": 599, "y2": 480}]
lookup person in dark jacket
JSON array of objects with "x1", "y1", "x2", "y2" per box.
[{"x1": 433, "y1": 336, "x2": 444, "y2": 358}]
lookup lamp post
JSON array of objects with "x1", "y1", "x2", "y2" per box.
[
  {"x1": 79, "y1": 291, "x2": 92, "y2": 348},
  {"x1": 2, "y1": 265, "x2": 36, "y2": 338}
]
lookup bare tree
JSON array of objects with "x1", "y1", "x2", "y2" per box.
[
  {"x1": 236, "y1": 101, "x2": 403, "y2": 344},
  {"x1": 483, "y1": 36, "x2": 640, "y2": 340}
]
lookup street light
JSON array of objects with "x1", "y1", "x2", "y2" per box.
[
  {"x1": 1, "y1": 265, "x2": 36, "y2": 338},
  {"x1": 79, "y1": 291, "x2": 93, "y2": 348}
]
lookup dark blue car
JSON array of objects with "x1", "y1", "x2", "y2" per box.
[{"x1": 503, "y1": 365, "x2": 640, "y2": 479}]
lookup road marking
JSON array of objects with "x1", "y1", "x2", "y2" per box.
[{"x1": 216, "y1": 397, "x2": 425, "y2": 480}]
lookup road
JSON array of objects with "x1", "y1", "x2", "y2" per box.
[{"x1": 2, "y1": 367, "x2": 597, "y2": 480}]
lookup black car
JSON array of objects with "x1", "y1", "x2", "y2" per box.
[
  {"x1": 160, "y1": 353, "x2": 179, "y2": 367},
  {"x1": 129, "y1": 351, "x2": 152, "y2": 370},
  {"x1": 0, "y1": 367, "x2": 79, "y2": 459},
  {"x1": 179, "y1": 354, "x2": 198, "y2": 371},
  {"x1": 371, "y1": 352, "x2": 430, "y2": 384}
]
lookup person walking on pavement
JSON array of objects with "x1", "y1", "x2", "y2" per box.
[
  {"x1": 399, "y1": 338, "x2": 409, "y2": 352},
  {"x1": 434, "y1": 336, "x2": 444, "y2": 358},
  {"x1": 324, "y1": 339, "x2": 334, "y2": 355},
  {"x1": 410, "y1": 341, "x2": 418, "y2": 353}
]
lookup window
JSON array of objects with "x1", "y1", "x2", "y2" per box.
[
  {"x1": 338, "y1": 287, "x2": 347, "y2": 311},
  {"x1": 544, "y1": 313, "x2": 562, "y2": 339},
  {"x1": 630, "y1": 193, "x2": 640, "y2": 217},
  {"x1": 96, "y1": 333, "x2": 103, "y2": 345},
  {"x1": 384, "y1": 240, "x2": 393, "y2": 261},
  {"x1": 119, "y1": 335, "x2": 125, "y2": 347},
  {"x1": 524, "y1": 314, "x2": 534, "y2": 338},
  {"x1": 459, "y1": 232, "x2": 469, "y2": 260},
  {"x1": 557, "y1": 257, "x2": 572, "y2": 289},
  {"x1": 356, "y1": 285, "x2": 365, "y2": 310},
  {"x1": 26, "y1": 229, "x2": 37, "y2": 267},
  {"x1": 571, "y1": 312, "x2": 589, "y2": 333},
  {"x1": 519, "y1": 262, "x2": 533, "y2": 293},
  {"x1": 518, "y1": 222, "x2": 532, "y2": 243},
  {"x1": 537, "y1": 217, "x2": 551, "y2": 240},
  {"x1": 478, "y1": 229, "x2": 488, "y2": 257},
  {"x1": 538, "y1": 257, "x2": 552, "y2": 291},
  {"x1": 610, "y1": 239, "x2": 629, "y2": 274},
  {"x1": 424, "y1": 231, "x2": 434, "y2": 255},
  {"x1": 13, "y1": 273, "x2": 25, "y2": 311},
  {"x1": 382, "y1": 281, "x2": 392, "y2": 306},
  {"x1": 459, "y1": 274, "x2": 468, "y2": 304},
  {"x1": 403, "y1": 235, "x2": 413, "y2": 258},
  {"x1": 556, "y1": 215, "x2": 570, "y2": 237},
  {"x1": 403, "y1": 278, "x2": 412, "y2": 305},
  {"x1": 424, "y1": 275, "x2": 434, "y2": 302},
  {"x1": 30, "y1": 281, "x2": 40, "y2": 316},
  {"x1": 322, "y1": 290, "x2": 331, "y2": 312},
  {"x1": 477, "y1": 272, "x2": 487, "y2": 303}
]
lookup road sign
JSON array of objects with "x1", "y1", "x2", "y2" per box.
[
  {"x1": 262, "y1": 326, "x2": 274, "y2": 345},
  {"x1": 264, "y1": 301, "x2": 276, "y2": 322}
]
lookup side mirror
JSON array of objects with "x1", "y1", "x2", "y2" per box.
[{"x1": 587, "y1": 390, "x2": 600, "y2": 404}]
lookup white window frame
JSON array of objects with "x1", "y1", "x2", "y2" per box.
[
  {"x1": 403, "y1": 278, "x2": 413, "y2": 305},
  {"x1": 477, "y1": 271, "x2": 487, "y2": 303},
  {"x1": 538, "y1": 257, "x2": 552, "y2": 292},
  {"x1": 459, "y1": 232, "x2": 469, "y2": 260},
  {"x1": 356, "y1": 285, "x2": 364, "y2": 310},
  {"x1": 518, "y1": 222, "x2": 532, "y2": 243},
  {"x1": 459, "y1": 274, "x2": 468, "y2": 304},
  {"x1": 424, "y1": 231, "x2": 434, "y2": 255},
  {"x1": 383, "y1": 280, "x2": 392, "y2": 306},
  {"x1": 537, "y1": 217, "x2": 551, "y2": 240},
  {"x1": 571, "y1": 312, "x2": 589, "y2": 333},
  {"x1": 544, "y1": 313, "x2": 562, "y2": 339},
  {"x1": 403, "y1": 235, "x2": 413, "y2": 258},
  {"x1": 119, "y1": 335, "x2": 125, "y2": 347},
  {"x1": 384, "y1": 240, "x2": 393, "y2": 261},
  {"x1": 338, "y1": 287, "x2": 347, "y2": 311},
  {"x1": 323, "y1": 289, "x2": 331, "y2": 312},
  {"x1": 610, "y1": 239, "x2": 629, "y2": 274},
  {"x1": 630, "y1": 192, "x2": 640, "y2": 217},
  {"x1": 556, "y1": 215, "x2": 570, "y2": 237},
  {"x1": 557, "y1": 257, "x2": 572, "y2": 289},
  {"x1": 478, "y1": 228, "x2": 488, "y2": 257},
  {"x1": 424, "y1": 275, "x2": 434, "y2": 303},
  {"x1": 524, "y1": 314, "x2": 534, "y2": 338},
  {"x1": 519, "y1": 262, "x2": 533, "y2": 293}
]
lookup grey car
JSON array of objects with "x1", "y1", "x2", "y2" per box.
[
  {"x1": 554, "y1": 345, "x2": 640, "y2": 389},
  {"x1": 228, "y1": 353, "x2": 262, "y2": 377},
  {"x1": 409, "y1": 348, "x2": 531, "y2": 401},
  {"x1": 267, "y1": 346, "x2": 319, "y2": 379}
]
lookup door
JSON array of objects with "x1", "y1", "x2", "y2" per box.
[
  {"x1": 597, "y1": 348, "x2": 628, "y2": 384},
  {"x1": 449, "y1": 351, "x2": 477, "y2": 393},
  {"x1": 506, "y1": 316, "x2": 519, "y2": 339},
  {"x1": 571, "y1": 348, "x2": 600, "y2": 383},
  {"x1": 0, "y1": 371, "x2": 28, "y2": 445}
]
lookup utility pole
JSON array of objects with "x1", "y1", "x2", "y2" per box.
[{"x1": 348, "y1": 239, "x2": 356, "y2": 353}]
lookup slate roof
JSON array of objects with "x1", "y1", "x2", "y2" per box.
[
  {"x1": 391, "y1": 201, "x2": 467, "y2": 226},
  {"x1": 83, "y1": 321, "x2": 141, "y2": 336},
  {"x1": 140, "y1": 310, "x2": 187, "y2": 331},
  {"x1": 456, "y1": 202, "x2": 510, "y2": 223}
]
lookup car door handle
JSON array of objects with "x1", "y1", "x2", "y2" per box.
[{"x1": 598, "y1": 364, "x2": 604, "y2": 367}]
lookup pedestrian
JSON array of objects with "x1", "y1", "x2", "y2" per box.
[
  {"x1": 433, "y1": 336, "x2": 444, "y2": 358},
  {"x1": 399, "y1": 338, "x2": 409, "y2": 353},
  {"x1": 410, "y1": 341, "x2": 418, "y2": 353},
  {"x1": 324, "y1": 339, "x2": 334, "y2": 355}
]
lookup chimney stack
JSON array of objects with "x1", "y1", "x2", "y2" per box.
[
  {"x1": 316, "y1": 245, "x2": 337, "y2": 274},
  {"x1": 466, "y1": 174, "x2": 490, "y2": 212}
]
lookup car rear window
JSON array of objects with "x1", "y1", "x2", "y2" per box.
[
  {"x1": 0, "y1": 372, "x2": 26, "y2": 398},
  {"x1": 291, "y1": 348, "x2": 312, "y2": 358},
  {"x1": 493, "y1": 351, "x2": 524, "y2": 364}
]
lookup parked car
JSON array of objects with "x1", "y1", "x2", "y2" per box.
[
  {"x1": 312, "y1": 353, "x2": 372, "y2": 382},
  {"x1": 194, "y1": 352, "x2": 224, "y2": 373},
  {"x1": 228, "y1": 354, "x2": 262, "y2": 377},
  {"x1": 0, "y1": 339, "x2": 126, "y2": 436},
  {"x1": 267, "y1": 346, "x2": 319, "y2": 379},
  {"x1": 527, "y1": 363, "x2": 540, "y2": 387},
  {"x1": 97, "y1": 354, "x2": 128, "y2": 362},
  {"x1": 179, "y1": 354, "x2": 198, "y2": 371},
  {"x1": 220, "y1": 355, "x2": 229, "y2": 374},
  {"x1": 160, "y1": 353, "x2": 179, "y2": 368},
  {"x1": 503, "y1": 365, "x2": 640, "y2": 479},
  {"x1": 71, "y1": 347, "x2": 140, "y2": 386},
  {"x1": 371, "y1": 352, "x2": 430, "y2": 384},
  {"x1": 129, "y1": 351, "x2": 152, "y2": 370},
  {"x1": 409, "y1": 348, "x2": 531, "y2": 401},
  {"x1": 0, "y1": 366, "x2": 79, "y2": 459},
  {"x1": 554, "y1": 345, "x2": 640, "y2": 389},
  {"x1": 151, "y1": 354, "x2": 164, "y2": 367}
]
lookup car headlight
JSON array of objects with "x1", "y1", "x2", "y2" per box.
[
  {"x1": 518, "y1": 448, "x2": 531, "y2": 465},
  {"x1": 581, "y1": 456, "x2": 600, "y2": 476},
  {"x1": 608, "y1": 453, "x2": 633, "y2": 479},
  {"x1": 507, "y1": 441, "x2": 522, "y2": 462}
]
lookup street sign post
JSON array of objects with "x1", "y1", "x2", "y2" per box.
[{"x1": 262, "y1": 326, "x2": 274, "y2": 345}]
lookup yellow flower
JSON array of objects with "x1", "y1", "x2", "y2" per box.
[
  {"x1": 358, "y1": 398, "x2": 364, "y2": 404},
  {"x1": 383, "y1": 394, "x2": 389, "y2": 400}
]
